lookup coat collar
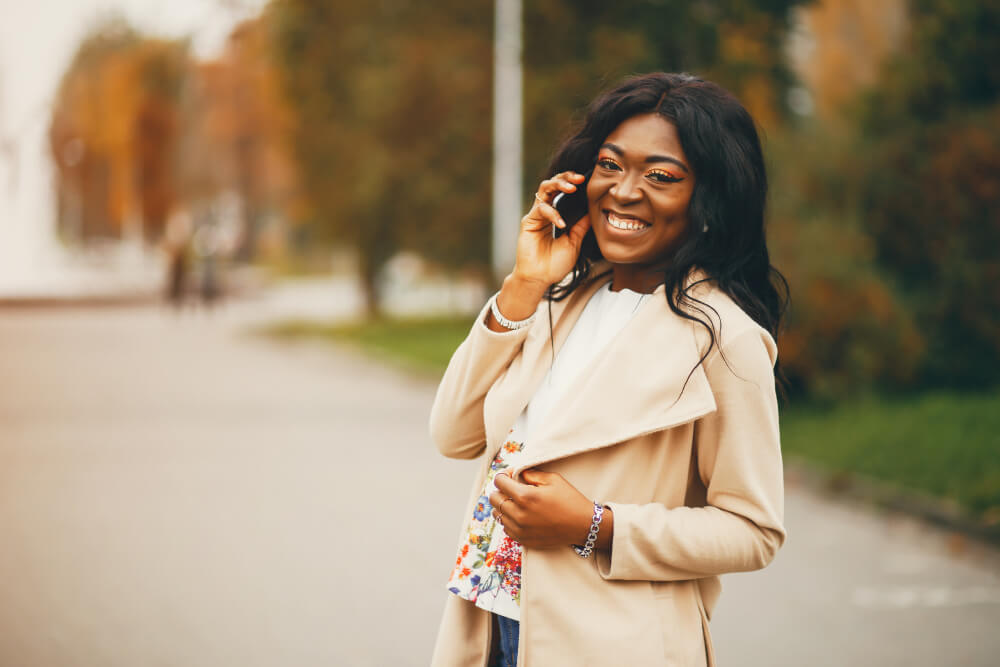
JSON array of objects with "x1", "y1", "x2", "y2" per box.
[{"x1": 484, "y1": 264, "x2": 718, "y2": 473}]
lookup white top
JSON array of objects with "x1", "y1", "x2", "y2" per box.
[{"x1": 447, "y1": 279, "x2": 650, "y2": 620}]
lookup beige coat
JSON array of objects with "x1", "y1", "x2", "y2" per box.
[{"x1": 429, "y1": 268, "x2": 785, "y2": 667}]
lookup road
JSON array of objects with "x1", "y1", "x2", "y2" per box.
[{"x1": 0, "y1": 303, "x2": 997, "y2": 666}]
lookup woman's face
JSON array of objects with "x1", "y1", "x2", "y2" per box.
[{"x1": 586, "y1": 113, "x2": 695, "y2": 283}]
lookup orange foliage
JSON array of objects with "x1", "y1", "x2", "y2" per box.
[
  {"x1": 50, "y1": 24, "x2": 186, "y2": 241},
  {"x1": 790, "y1": 0, "x2": 908, "y2": 120},
  {"x1": 176, "y1": 16, "x2": 300, "y2": 259},
  {"x1": 50, "y1": 16, "x2": 299, "y2": 258}
]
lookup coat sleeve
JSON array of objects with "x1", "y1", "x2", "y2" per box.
[
  {"x1": 428, "y1": 296, "x2": 536, "y2": 460},
  {"x1": 596, "y1": 326, "x2": 786, "y2": 581}
]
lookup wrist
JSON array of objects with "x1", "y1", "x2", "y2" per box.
[
  {"x1": 486, "y1": 274, "x2": 546, "y2": 330},
  {"x1": 572, "y1": 501, "x2": 606, "y2": 559},
  {"x1": 594, "y1": 505, "x2": 613, "y2": 551},
  {"x1": 504, "y1": 271, "x2": 550, "y2": 300}
]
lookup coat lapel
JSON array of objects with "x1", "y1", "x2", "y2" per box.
[
  {"x1": 483, "y1": 265, "x2": 718, "y2": 473},
  {"x1": 482, "y1": 272, "x2": 608, "y2": 461},
  {"x1": 515, "y1": 280, "x2": 717, "y2": 473}
]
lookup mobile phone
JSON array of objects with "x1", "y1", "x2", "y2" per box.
[{"x1": 552, "y1": 169, "x2": 592, "y2": 239}]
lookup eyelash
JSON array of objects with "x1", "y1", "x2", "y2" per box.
[{"x1": 596, "y1": 157, "x2": 682, "y2": 183}]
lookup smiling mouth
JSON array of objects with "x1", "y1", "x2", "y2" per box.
[{"x1": 605, "y1": 211, "x2": 651, "y2": 232}]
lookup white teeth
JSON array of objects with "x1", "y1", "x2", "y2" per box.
[{"x1": 607, "y1": 212, "x2": 649, "y2": 231}]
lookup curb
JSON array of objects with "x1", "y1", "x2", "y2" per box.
[
  {"x1": 0, "y1": 293, "x2": 160, "y2": 308},
  {"x1": 784, "y1": 458, "x2": 1000, "y2": 547}
]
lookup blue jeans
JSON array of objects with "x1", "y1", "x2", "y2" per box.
[{"x1": 493, "y1": 614, "x2": 520, "y2": 667}]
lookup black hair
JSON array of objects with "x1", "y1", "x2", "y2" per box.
[{"x1": 544, "y1": 72, "x2": 789, "y2": 393}]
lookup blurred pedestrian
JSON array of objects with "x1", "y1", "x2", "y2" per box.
[
  {"x1": 163, "y1": 208, "x2": 192, "y2": 310},
  {"x1": 430, "y1": 72, "x2": 789, "y2": 666},
  {"x1": 193, "y1": 221, "x2": 223, "y2": 310}
]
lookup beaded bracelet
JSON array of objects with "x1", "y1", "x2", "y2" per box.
[
  {"x1": 489, "y1": 293, "x2": 536, "y2": 330},
  {"x1": 572, "y1": 501, "x2": 605, "y2": 559}
]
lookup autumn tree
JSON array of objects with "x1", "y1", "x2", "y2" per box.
[
  {"x1": 49, "y1": 17, "x2": 188, "y2": 243},
  {"x1": 856, "y1": 0, "x2": 1000, "y2": 387},
  {"x1": 789, "y1": 0, "x2": 908, "y2": 123},
  {"x1": 268, "y1": 0, "x2": 494, "y2": 314},
  {"x1": 177, "y1": 16, "x2": 300, "y2": 261}
]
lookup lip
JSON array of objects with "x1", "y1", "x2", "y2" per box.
[{"x1": 603, "y1": 209, "x2": 651, "y2": 234}]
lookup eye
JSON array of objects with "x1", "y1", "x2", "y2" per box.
[
  {"x1": 596, "y1": 156, "x2": 622, "y2": 171},
  {"x1": 647, "y1": 168, "x2": 683, "y2": 183}
]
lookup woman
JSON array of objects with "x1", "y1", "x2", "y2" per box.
[{"x1": 430, "y1": 72, "x2": 788, "y2": 667}]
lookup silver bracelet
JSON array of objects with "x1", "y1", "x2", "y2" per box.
[
  {"x1": 489, "y1": 294, "x2": 536, "y2": 330},
  {"x1": 573, "y1": 502, "x2": 605, "y2": 559}
]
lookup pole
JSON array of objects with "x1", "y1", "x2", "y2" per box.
[{"x1": 492, "y1": 0, "x2": 522, "y2": 281}]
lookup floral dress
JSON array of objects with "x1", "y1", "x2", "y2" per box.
[
  {"x1": 447, "y1": 430, "x2": 529, "y2": 619},
  {"x1": 447, "y1": 280, "x2": 650, "y2": 622}
]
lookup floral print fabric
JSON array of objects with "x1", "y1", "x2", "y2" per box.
[{"x1": 447, "y1": 433, "x2": 526, "y2": 620}]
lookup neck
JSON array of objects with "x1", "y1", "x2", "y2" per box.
[{"x1": 609, "y1": 263, "x2": 665, "y2": 294}]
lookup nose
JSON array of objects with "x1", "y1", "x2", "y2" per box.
[{"x1": 610, "y1": 172, "x2": 643, "y2": 204}]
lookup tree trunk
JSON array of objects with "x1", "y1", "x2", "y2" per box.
[{"x1": 357, "y1": 250, "x2": 381, "y2": 319}]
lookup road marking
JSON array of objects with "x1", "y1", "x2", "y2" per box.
[{"x1": 852, "y1": 585, "x2": 1000, "y2": 608}]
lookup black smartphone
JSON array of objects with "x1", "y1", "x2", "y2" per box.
[{"x1": 551, "y1": 169, "x2": 592, "y2": 239}]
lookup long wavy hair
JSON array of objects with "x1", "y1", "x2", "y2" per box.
[{"x1": 545, "y1": 72, "x2": 788, "y2": 390}]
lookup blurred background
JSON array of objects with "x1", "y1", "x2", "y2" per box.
[{"x1": 0, "y1": 0, "x2": 997, "y2": 665}]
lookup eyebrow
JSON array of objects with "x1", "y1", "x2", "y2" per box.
[{"x1": 600, "y1": 142, "x2": 690, "y2": 174}]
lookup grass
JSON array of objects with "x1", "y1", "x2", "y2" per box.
[
  {"x1": 261, "y1": 314, "x2": 475, "y2": 376},
  {"x1": 261, "y1": 316, "x2": 1000, "y2": 522},
  {"x1": 780, "y1": 392, "x2": 1000, "y2": 521}
]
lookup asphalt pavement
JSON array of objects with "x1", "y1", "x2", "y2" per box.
[{"x1": 0, "y1": 302, "x2": 996, "y2": 666}]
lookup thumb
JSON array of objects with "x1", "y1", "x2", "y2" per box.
[
  {"x1": 520, "y1": 469, "x2": 558, "y2": 486},
  {"x1": 567, "y1": 214, "x2": 592, "y2": 246}
]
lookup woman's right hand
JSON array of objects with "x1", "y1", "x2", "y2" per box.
[
  {"x1": 487, "y1": 172, "x2": 592, "y2": 332},
  {"x1": 512, "y1": 171, "x2": 593, "y2": 288}
]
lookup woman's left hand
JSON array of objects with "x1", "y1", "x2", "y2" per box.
[{"x1": 490, "y1": 470, "x2": 608, "y2": 550}]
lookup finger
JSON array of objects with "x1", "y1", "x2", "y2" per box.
[
  {"x1": 538, "y1": 171, "x2": 583, "y2": 201},
  {"x1": 488, "y1": 489, "x2": 510, "y2": 511},
  {"x1": 554, "y1": 170, "x2": 586, "y2": 184},
  {"x1": 566, "y1": 213, "x2": 592, "y2": 244},
  {"x1": 526, "y1": 199, "x2": 566, "y2": 231},
  {"x1": 493, "y1": 472, "x2": 524, "y2": 500},
  {"x1": 538, "y1": 201, "x2": 568, "y2": 230},
  {"x1": 497, "y1": 513, "x2": 521, "y2": 540},
  {"x1": 490, "y1": 497, "x2": 521, "y2": 525}
]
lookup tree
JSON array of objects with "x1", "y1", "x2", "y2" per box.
[
  {"x1": 268, "y1": 0, "x2": 806, "y2": 314},
  {"x1": 178, "y1": 16, "x2": 300, "y2": 261},
  {"x1": 789, "y1": 0, "x2": 908, "y2": 122},
  {"x1": 268, "y1": 0, "x2": 494, "y2": 314},
  {"x1": 521, "y1": 0, "x2": 808, "y2": 183},
  {"x1": 49, "y1": 16, "x2": 188, "y2": 243},
  {"x1": 857, "y1": 0, "x2": 1000, "y2": 387}
]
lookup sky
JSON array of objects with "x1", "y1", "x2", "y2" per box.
[{"x1": 0, "y1": 0, "x2": 267, "y2": 286}]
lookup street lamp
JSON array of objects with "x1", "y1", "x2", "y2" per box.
[{"x1": 492, "y1": 0, "x2": 522, "y2": 281}]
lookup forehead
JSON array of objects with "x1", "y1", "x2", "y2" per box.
[{"x1": 602, "y1": 113, "x2": 686, "y2": 159}]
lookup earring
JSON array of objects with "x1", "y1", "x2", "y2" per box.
[{"x1": 703, "y1": 222, "x2": 709, "y2": 232}]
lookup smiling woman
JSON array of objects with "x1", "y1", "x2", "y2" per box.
[
  {"x1": 430, "y1": 72, "x2": 789, "y2": 667},
  {"x1": 587, "y1": 113, "x2": 696, "y2": 290}
]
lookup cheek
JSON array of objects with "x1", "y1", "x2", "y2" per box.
[
  {"x1": 657, "y1": 191, "x2": 693, "y2": 220},
  {"x1": 586, "y1": 180, "x2": 602, "y2": 208}
]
